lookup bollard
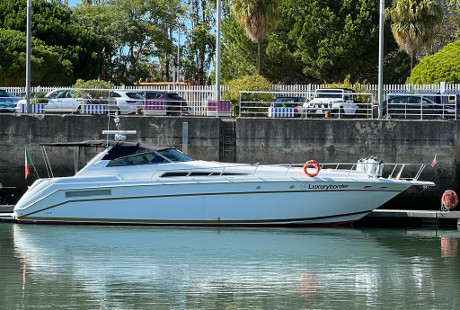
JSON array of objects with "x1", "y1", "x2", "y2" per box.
[{"x1": 182, "y1": 122, "x2": 188, "y2": 155}]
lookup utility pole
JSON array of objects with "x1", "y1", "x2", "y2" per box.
[
  {"x1": 378, "y1": 0, "x2": 385, "y2": 118},
  {"x1": 177, "y1": 26, "x2": 181, "y2": 83},
  {"x1": 26, "y1": 0, "x2": 32, "y2": 113},
  {"x1": 215, "y1": 0, "x2": 221, "y2": 102}
]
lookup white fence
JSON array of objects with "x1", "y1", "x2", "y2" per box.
[
  {"x1": 3, "y1": 83, "x2": 460, "y2": 119},
  {"x1": 4, "y1": 82, "x2": 460, "y2": 100}
]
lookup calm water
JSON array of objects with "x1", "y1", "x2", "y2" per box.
[{"x1": 0, "y1": 224, "x2": 459, "y2": 310}]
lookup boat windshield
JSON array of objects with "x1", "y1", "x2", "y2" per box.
[{"x1": 106, "y1": 148, "x2": 194, "y2": 167}]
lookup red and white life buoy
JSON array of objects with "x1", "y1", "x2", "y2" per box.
[
  {"x1": 303, "y1": 160, "x2": 320, "y2": 177},
  {"x1": 441, "y1": 190, "x2": 458, "y2": 210}
]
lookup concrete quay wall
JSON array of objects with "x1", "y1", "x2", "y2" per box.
[{"x1": 0, "y1": 114, "x2": 458, "y2": 208}]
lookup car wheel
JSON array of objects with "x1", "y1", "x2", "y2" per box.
[
  {"x1": 110, "y1": 107, "x2": 120, "y2": 115},
  {"x1": 338, "y1": 108, "x2": 347, "y2": 118},
  {"x1": 383, "y1": 114, "x2": 391, "y2": 119},
  {"x1": 76, "y1": 106, "x2": 81, "y2": 114}
]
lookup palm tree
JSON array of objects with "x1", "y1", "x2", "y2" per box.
[
  {"x1": 386, "y1": 0, "x2": 443, "y2": 70},
  {"x1": 231, "y1": 0, "x2": 278, "y2": 76}
]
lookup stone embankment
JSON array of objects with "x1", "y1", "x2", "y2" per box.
[{"x1": 0, "y1": 114, "x2": 458, "y2": 208}]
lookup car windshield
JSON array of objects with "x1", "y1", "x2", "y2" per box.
[
  {"x1": 127, "y1": 92, "x2": 144, "y2": 100},
  {"x1": 46, "y1": 90, "x2": 66, "y2": 98},
  {"x1": 106, "y1": 148, "x2": 194, "y2": 167},
  {"x1": 315, "y1": 90, "x2": 343, "y2": 98},
  {"x1": 0, "y1": 90, "x2": 17, "y2": 98},
  {"x1": 274, "y1": 97, "x2": 301, "y2": 102},
  {"x1": 169, "y1": 94, "x2": 185, "y2": 100}
]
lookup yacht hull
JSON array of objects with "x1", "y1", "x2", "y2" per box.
[{"x1": 14, "y1": 179, "x2": 414, "y2": 226}]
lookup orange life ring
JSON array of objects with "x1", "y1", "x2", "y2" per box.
[
  {"x1": 441, "y1": 190, "x2": 458, "y2": 209},
  {"x1": 303, "y1": 160, "x2": 320, "y2": 177}
]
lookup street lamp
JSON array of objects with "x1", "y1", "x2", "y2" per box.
[
  {"x1": 378, "y1": 0, "x2": 385, "y2": 118},
  {"x1": 215, "y1": 0, "x2": 221, "y2": 102},
  {"x1": 26, "y1": 0, "x2": 32, "y2": 113}
]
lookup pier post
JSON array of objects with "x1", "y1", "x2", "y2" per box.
[{"x1": 182, "y1": 122, "x2": 188, "y2": 155}]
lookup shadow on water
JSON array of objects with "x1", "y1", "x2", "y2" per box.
[{"x1": 0, "y1": 224, "x2": 459, "y2": 309}]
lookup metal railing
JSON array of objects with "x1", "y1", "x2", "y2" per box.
[
  {"x1": 238, "y1": 91, "x2": 459, "y2": 120},
  {"x1": 143, "y1": 161, "x2": 430, "y2": 182},
  {"x1": 3, "y1": 84, "x2": 460, "y2": 120},
  {"x1": 11, "y1": 88, "x2": 229, "y2": 117}
]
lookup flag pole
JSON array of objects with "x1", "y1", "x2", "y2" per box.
[{"x1": 25, "y1": 146, "x2": 39, "y2": 179}]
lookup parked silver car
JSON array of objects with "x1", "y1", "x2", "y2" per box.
[
  {"x1": 108, "y1": 90, "x2": 144, "y2": 114},
  {"x1": 16, "y1": 89, "x2": 92, "y2": 113}
]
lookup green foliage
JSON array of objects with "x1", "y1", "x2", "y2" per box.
[
  {"x1": 222, "y1": 0, "x2": 405, "y2": 84},
  {"x1": 326, "y1": 76, "x2": 373, "y2": 103},
  {"x1": 289, "y1": 0, "x2": 381, "y2": 83},
  {"x1": 223, "y1": 75, "x2": 272, "y2": 114},
  {"x1": 182, "y1": 22, "x2": 215, "y2": 85},
  {"x1": 221, "y1": 17, "x2": 258, "y2": 83},
  {"x1": 231, "y1": 0, "x2": 279, "y2": 75},
  {"x1": 0, "y1": 29, "x2": 73, "y2": 86},
  {"x1": 386, "y1": 0, "x2": 443, "y2": 69},
  {"x1": 0, "y1": 0, "x2": 103, "y2": 85},
  {"x1": 73, "y1": 78, "x2": 114, "y2": 100},
  {"x1": 73, "y1": 0, "x2": 185, "y2": 85},
  {"x1": 406, "y1": 40, "x2": 460, "y2": 83}
]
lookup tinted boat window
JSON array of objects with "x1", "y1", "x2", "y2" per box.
[
  {"x1": 157, "y1": 148, "x2": 193, "y2": 162},
  {"x1": 106, "y1": 148, "x2": 193, "y2": 167},
  {"x1": 107, "y1": 151, "x2": 168, "y2": 166}
]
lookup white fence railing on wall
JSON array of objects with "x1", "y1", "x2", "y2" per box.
[{"x1": 3, "y1": 83, "x2": 460, "y2": 98}]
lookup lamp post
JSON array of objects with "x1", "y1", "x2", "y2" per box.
[
  {"x1": 378, "y1": 0, "x2": 385, "y2": 118},
  {"x1": 26, "y1": 0, "x2": 32, "y2": 113},
  {"x1": 215, "y1": 0, "x2": 221, "y2": 102},
  {"x1": 177, "y1": 25, "x2": 181, "y2": 83}
]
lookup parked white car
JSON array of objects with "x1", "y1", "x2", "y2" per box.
[
  {"x1": 108, "y1": 90, "x2": 145, "y2": 114},
  {"x1": 16, "y1": 89, "x2": 91, "y2": 113},
  {"x1": 304, "y1": 88, "x2": 357, "y2": 116}
]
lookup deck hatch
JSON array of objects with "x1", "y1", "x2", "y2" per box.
[{"x1": 65, "y1": 189, "x2": 112, "y2": 198}]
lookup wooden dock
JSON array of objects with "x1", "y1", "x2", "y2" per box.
[{"x1": 360, "y1": 209, "x2": 460, "y2": 228}]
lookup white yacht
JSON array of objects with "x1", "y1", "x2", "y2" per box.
[{"x1": 12, "y1": 138, "x2": 434, "y2": 226}]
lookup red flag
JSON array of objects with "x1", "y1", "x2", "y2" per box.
[
  {"x1": 431, "y1": 154, "x2": 437, "y2": 168},
  {"x1": 25, "y1": 147, "x2": 34, "y2": 180}
]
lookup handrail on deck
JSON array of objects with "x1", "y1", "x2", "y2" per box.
[{"x1": 146, "y1": 161, "x2": 430, "y2": 182}]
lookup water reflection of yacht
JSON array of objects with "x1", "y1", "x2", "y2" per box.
[
  {"x1": 10, "y1": 225, "x2": 460, "y2": 309},
  {"x1": 11, "y1": 226, "x2": 381, "y2": 299},
  {"x1": 12, "y1": 119, "x2": 434, "y2": 226}
]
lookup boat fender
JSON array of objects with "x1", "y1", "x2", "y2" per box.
[
  {"x1": 441, "y1": 190, "x2": 458, "y2": 211},
  {"x1": 303, "y1": 160, "x2": 320, "y2": 177}
]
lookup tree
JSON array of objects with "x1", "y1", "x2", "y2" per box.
[
  {"x1": 0, "y1": 29, "x2": 73, "y2": 86},
  {"x1": 429, "y1": 0, "x2": 460, "y2": 54},
  {"x1": 406, "y1": 39, "x2": 460, "y2": 83},
  {"x1": 0, "y1": 0, "x2": 103, "y2": 85},
  {"x1": 386, "y1": 0, "x2": 443, "y2": 70},
  {"x1": 220, "y1": 16, "x2": 258, "y2": 82},
  {"x1": 231, "y1": 0, "x2": 278, "y2": 76},
  {"x1": 223, "y1": 74, "x2": 271, "y2": 115},
  {"x1": 223, "y1": 0, "x2": 401, "y2": 84},
  {"x1": 181, "y1": 0, "x2": 215, "y2": 85},
  {"x1": 73, "y1": 0, "x2": 185, "y2": 85}
]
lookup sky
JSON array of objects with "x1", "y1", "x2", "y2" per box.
[{"x1": 68, "y1": 0, "x2": 80, "y2": 7}]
